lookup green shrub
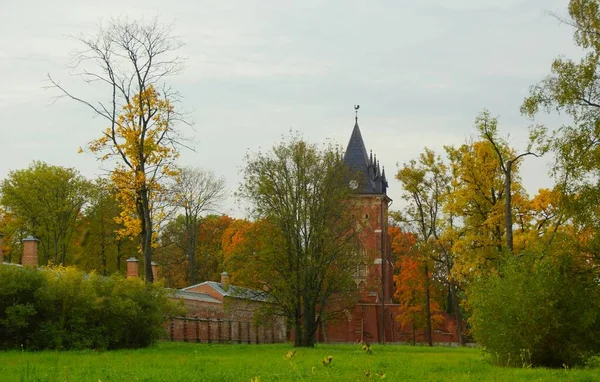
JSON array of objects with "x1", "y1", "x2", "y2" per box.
[
  {"x1": 468, "y1": 250, "x2": 600, "y2": 368},
  {"x1": 0, "y1": 265, "x2": 183, "y2": 350}
]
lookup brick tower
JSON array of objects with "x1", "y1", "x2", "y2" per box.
[
  {"x1": 322, "y1": 109, "x2": 393, "y2": 344},
  {"x1": 343, "y1": 112, "x2": 394, "y2": 305}
]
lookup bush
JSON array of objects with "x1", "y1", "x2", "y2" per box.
[
  {"x1": 468, "y1": 250, "x2": 600, "y2": 368},
  {"x1": 0, "y1": 265, "x2": 183, "y2": 350}
]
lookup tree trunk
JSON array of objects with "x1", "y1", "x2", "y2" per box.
[
  {"x1": 293, "y1": 307, "x2": 302, "y2": 347},
  {"x1": 187, "y1": 217, "x2": 197, "y2": 285},
  {"x1": 424, "y1": 263, "x2": 433, "y2": 347},
  {"x1": 504, "y1": 161, "x2": 513, "y2": 253},
  {"x1": 449, "y1": 282, "x2": 464, "y2": 346},
  {"x1": 116, "y1": 239, "x2": 123, "y2": 272},
  {"x1": 140, "y1": 186, "x2": 154, "y2": 283},
  {"x1": 300, "y1": 305, "x2": 316, "y2": 347}
]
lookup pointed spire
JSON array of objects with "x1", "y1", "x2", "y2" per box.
[
  {"x1": 376, "y1": 160, "x2": 381, "y2": 177},
  {"x1": 369, "y1": 150, "x2": 373, "y2": 165},
  {"x1": 381, "y1": 166, "x2": 387, "y2": 182},
  {"x1": 344, "y1": 107, "x2": 369, "y2": 174}
]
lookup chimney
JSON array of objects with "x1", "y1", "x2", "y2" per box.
[
  {"x1": 151, "y1": 261, "x2": 159, "y2": 281},
  {"x1": 0, "y1": 232, "x2": 4, "y2": 263},
  {"x1": 22, "y1": 236, "x2": 39, "y2": 267},
  {"x1": 220, "y1": 271, "x2": 230, "y2": 291},
  {"x1": 126, "y1": 257, "x2": 139, "y2": 278}
]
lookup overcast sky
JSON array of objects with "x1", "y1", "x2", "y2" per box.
[{"x1": 0, "y1": 0, "x2": 581, "y2": 217}]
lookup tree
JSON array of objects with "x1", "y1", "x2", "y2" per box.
[
  {"x1": 48, "y1": 18, "x2": 187, "y2": 282},
  {"x1": 391, "y1": 229, "x2": 445, "y2": 345},
  {"x1": 196, "y1": 215, "x2": 233, "y2": 282},
  {"x1": 468, "y1": 245, "x2": 600, "y2": 368},
  {"x1": 155, "y1": 214, "x2": 233, "y2": 287},
  {"x1": 445, "y1": 138, "x2": 529, "y2": 281},
  {"x1": 395, "y1": 148, "x2": 456, "y2": 345},
  {"x1": 170, "y1": 167, "x2": 226, "y2": 284},
  {"x1": 476, "y1": 110, "x2": 540, "y2": 253},
  {"x1": 154, "y1": 216, "x2": 188, "y2": 288},
  {"x1": 0, "y1": 207, "x2": 25, "y2": 264},
  {"x1": 239, "y1": 135, "x2": 362, "y2": 347},
  {"x1": 76, "y1": 179, "x2": 137, "y2": 275},
  {"x1": 0, "y1": 161, "x2": 91, "y2": 265},
  {"x1": 522, "y1": 0, "x2": 600, "y2": 269}
]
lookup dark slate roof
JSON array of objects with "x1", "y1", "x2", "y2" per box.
[
  {"x1": 343, "y1": 119, "x2": 388, "y2": 195},
  {"x1": 173, "y1": 289, "x2": 222, "y2": 304},
  {"x1": 181, "y1": 281, "x2": 269, "y2": 302}
]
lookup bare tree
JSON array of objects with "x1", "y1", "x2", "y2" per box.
[
  {"x1": 170, "y1": 167, "x2": 226, "y2": 284},
  {"x1": 47, "y1": 18, "x2": 188, "y2": 282}
]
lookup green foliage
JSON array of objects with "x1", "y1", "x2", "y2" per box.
[
  {"x1": 468, "y1": 250, "x2": 600, "y2": 368},
  {"x1": 0, "y1": 161, "x2": 92, "y2": 265},
  {"x1": 76, "y1": 179, "x2": 136, "y2": 275},
  {"x1": 239, "y1": 135, "x2": 362, "y2": 347},
  {"x1": 522, "y1": 0, "x2": 600, "y2": 230},
  {"x1": 0, "y1": 265, "x2": 182, "y2": 350}
]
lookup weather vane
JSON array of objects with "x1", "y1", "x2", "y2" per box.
[{"x1": 354, "y1": 104, "x2": 360, "y2": 122}]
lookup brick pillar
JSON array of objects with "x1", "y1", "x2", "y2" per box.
[
  {"x1": 22, "y1": 236, "x2": 39, "y2": 267},
  {"x1": 126, "y1": 257, "x2": 139, "y2": 278},
  {"x1": 0, "y1": 232, "x2": 4, "y2": 263},
  {"x1": 151, "y1": 261, "x2": 159, "y2": 281}
]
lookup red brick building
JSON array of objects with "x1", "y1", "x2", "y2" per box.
[
  {"x1": 169, "y1": 272, "x2": 286, "y2": 343},
  {"x1": 316, "y1": 115, "x2": 462, "y2": 344}
]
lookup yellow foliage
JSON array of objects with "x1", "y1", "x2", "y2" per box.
[{"x1": 86, "y1": 85, "x2": 180, "y2": 247}]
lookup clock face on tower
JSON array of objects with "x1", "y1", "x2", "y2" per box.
[{"x1": 349, "y1": 180, "x2": 358, "y2": 190}]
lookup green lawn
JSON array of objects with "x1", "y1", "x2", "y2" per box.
[{"x1": 0, "y1": 341, "x2": 598, "y2": 381}]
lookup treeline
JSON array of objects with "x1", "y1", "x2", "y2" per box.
[{"x1": 0, "y1": 163, "x2": 230, "y2": 283}]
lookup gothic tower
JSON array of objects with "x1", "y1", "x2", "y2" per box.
[{"x1": 343, "y1": 113, "x2": 394, "y2": 304}]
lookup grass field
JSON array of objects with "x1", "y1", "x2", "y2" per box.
[{"x1": 0, "y1": 342, "x2": 598, "y2": 381}]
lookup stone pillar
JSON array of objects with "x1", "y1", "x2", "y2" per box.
[
  {"x1": 0, "y1": 232, "x2": 4, "y2": 263},
  {"x1": 151, "y1": 261, "x2": 159, "y2": 281},
  {"x1": 22, "y1": 236, "x2": 39, "y2": 267},
  {"x1": 126, "y1": 257, "x2": 139, "y2": 278}
]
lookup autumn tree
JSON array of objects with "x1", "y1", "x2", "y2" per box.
[
  {"x1": 444, "y1": 136, "x2": 530, "y2": 281},
  {"x1": 221, "y1": 218, "x2": 278, "y2": 288},
  {"x1": 476, "y1": 110, "x2": 540, "y2": 253},
  {"x1": 0, "y1": 161, "x2": 91, "y2": 265},
  {"x1": 395, "y1": 148, "x2": 458, "y2": 345},
  {"x1": 522, "y1": 0, "x2": 600, "y2": 269},
  {"x1": 239, "y1": 136, "x2": 362, "y2": 347},
  {"x1": 48, "y1": 18, "x2": 187, "y2": 282},
  {"x1": 392, "y1": 229, "x2": 444, "y2": 345},
  {"x1": 0, "y1": 207, "x2": 25, "y2": 264},
  {"x1": 169, "y1": 167, "x2": 226, "y2": 284},
  {"x1": 156, "y1": 214, "x2": 233, "y2": 287}
]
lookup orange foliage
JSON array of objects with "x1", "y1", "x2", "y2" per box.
[{"x1": 392, "y1": 228, "x2": 444, "y2": 332}]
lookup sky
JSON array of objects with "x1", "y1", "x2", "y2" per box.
[{"x1": 0, "y1": 0, "x2": 583, "y2": 217}]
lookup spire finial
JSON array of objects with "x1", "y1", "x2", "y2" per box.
[{"x1": 354, "y1": 104, "x2": 360, "y2": 123}]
